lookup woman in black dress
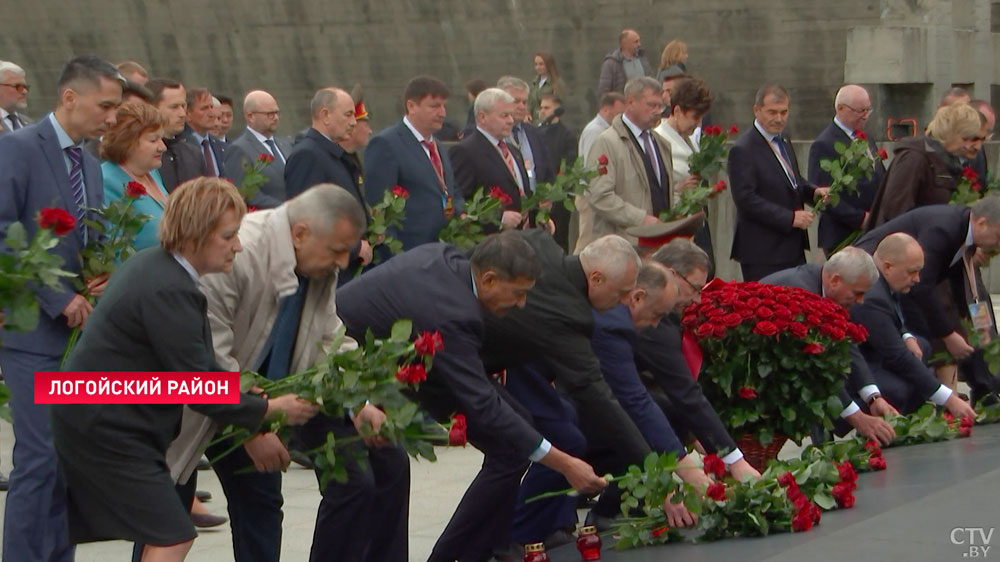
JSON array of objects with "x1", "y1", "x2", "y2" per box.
[{"x1": 52, "y1": 177, "x2": 318, "y2": 561}]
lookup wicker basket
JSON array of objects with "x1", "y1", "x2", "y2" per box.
[{"x1": 736, "y1": 434, "x2": 788, "y2": 471}]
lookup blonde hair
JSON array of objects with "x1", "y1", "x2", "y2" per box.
[
  {"x1": 659, "y1": 40, "x2": 687, "y2": 71},
  {"x1": 926, "y1": 102, "x2": 984, "y2": 143},
  {"x1": 99, "y1": 101, "x2": 165, "y2": 164},
  {"x1": 160, "y1": 177, "x2": 246, "y2": 253}
]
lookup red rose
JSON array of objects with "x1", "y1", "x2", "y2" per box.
[
  {"x1": 739, "y1": 386, "x2": 757, "y2": 399},
  {"x1": 722, "y1": 312, "x2": 742, "y2": 327},
  {"x1": 392, "y1": 185, "x2": 410, "y2": 198},
  {"x1": 713, "y1": 324, "x2": 727, "y2": 338},
  {"x1": 972, "y1": 181, "x2": 982, "y2": 192},
  {"x1": 597, "y1": 154, "x2": 609, "y2": 166},
  {"x1": 712, "y1": 179, "x2": 727, "y2": 193},
  {"x1": 853, "y1": 129, "x2": 868, "y2": 140},
  {"x1": 728, "y1": 125, "x2": 740, "y2": 136},
  {"x1": 597, "y1": 165, "x2": 609, "y2": 176},
  {"x1": 959, "y1": 426, "x2": 971, "y2": 438},
  {"x1": 756, "y1": 306, "x2": 774, "y2": 319},
  {"x1": 37, "y1": 207, "x2": 76, "y2": 235},
  {"x1": 702, "y1": 453, "x2": 726, "y2": 478},
  {"x1": 395, "y1": 363, "x2": 427, "y2": 384},
  {"x1": 791, "y1": 510, "x2": 814, "y2": 532},
  {"x1": 652, "y1": 526, "x2": 670, "y2": 538},
  {"x1": 847, "y1": 323, "x2": 868, "y2": 343},
  {"x1": 810, "y1": 503, "x2": 822, "y2": 524},
  {"x1": 777, "y1": 472, "x2": 796, "y2": 487},
  {"x1": 125, "y1": 181, "x2": 147, "y2": 198},
  {"x1": 806, "y1": 314, "x2": 822, "y2": 326},
  {"x1": 838, "y1": 460, "x2": 857, "y2": 482},
  {"x1": 789, "y1": 322, "x2": 808, "y2": 338},
  {"x1": 960, "y1": 415, "x2": 974, "y2": 428},
  {"x1": 488, "y1": 186, "x2": 513, "y2": 206},
  {"x1": 706, "y1": 481, "x2": 727, "y2": 501},
  {"x1": 695, "y1": 322, "x2": 715, "y2": 338},
  {"x1": 864, "y1": 439, "x2": 879, "y2": 451},
  {"x1": 832, "y1": 482, "x2": 855, "y2": 507},
  {"x1": 877, "y1": 148, "x2": 889, "y2": 160},
  {"x1": 258, "y1": 152, "x2": 275, "y2": 163},
  {"x1": 752, "y1": 321, "x2": 778, "y2": 336},
  {"x1": 868, "y1": 456, "x2": 887, "y2": 470},
  {"x1": 962, "y1": 166, "x2": 979, "y2": 181},
  {"x1": 802, "y1": 343, "x2": 825, "y2": 354},
  {"x1": 414, "y1": 331, "x2": 444, "y2": 356},
  {"x1": 448, "y1": 413, "x2": 467, "y2": 446},
  {"x1": 827, "y1": 326, "x2": 846, "y2": 341},
  {"x1": 247, "y1": 205, "x2": 259, "y2": 213}
]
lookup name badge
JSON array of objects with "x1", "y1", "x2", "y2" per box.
[{"x1": 969, "y1": 301, "x2": 993, "y2": 333}]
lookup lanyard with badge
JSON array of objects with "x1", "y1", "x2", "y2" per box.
[{"x1": 963, "y1": 248, "x2": 993, "y2": 336}]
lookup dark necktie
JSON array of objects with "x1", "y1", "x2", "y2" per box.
[
  {"x1": 265, "y1": 138, "x2": 285, "y2": 164},
  {"x1": 65, "y1": 146, "x2": 86, "y2": 223},
  {"x1": 201, "y1": 138, "x2": 217, "y2": 176},
  {"x1": 498, "y1": 140, "x2": 524, "y2": 195},
  {"x1": 7, "y1": 114, "x2": 20, "y2": 130},
  {"x1": 641, "y1": 131, "x2": 661, "y2": 185},
  {"x1": 265, "y1": 277, "x2": 309, "y2": 380},
  {"x1": 771, "y1": 135, "x2": 796, "y2": 187}
]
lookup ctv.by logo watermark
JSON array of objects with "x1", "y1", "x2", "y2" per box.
[{"x1": 952, "y1": 527, "x2": 994, "y2": 558}]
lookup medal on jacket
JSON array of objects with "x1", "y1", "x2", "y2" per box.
[{"x1": 443, "y1": 194, "x2": 455, "y2": 219}]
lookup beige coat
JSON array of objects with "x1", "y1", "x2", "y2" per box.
[
  {"x1": 575, "y1": 115, "x2": 673, "y2": 250},
  {"x1": 166, "y1": 206, "x2": 354, "y2": 482}
]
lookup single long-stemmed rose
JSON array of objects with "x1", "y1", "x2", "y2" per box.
[
  {"x1": 237, "y1": 152, "x2": 276, "y2": 201},
  {"x1": 365, "y1": 185, "x2": 408, "y2": 261},
  {"x1": 950, "y1": 165, "x2": 986, "y2": 206},
  {"x1": 519, "y1": 156, "x2": 602, "y2": 226},
  {"x1": 813, "y1": 130, "x2": 878, "y2": 214}
]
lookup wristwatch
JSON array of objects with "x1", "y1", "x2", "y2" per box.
[{"x1": 866, "y1": 393, "x2": 882, "y2": 406}]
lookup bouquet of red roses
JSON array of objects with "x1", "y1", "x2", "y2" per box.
[{"x1": 682, "y1": 280, "x2": 867, "y2": 444}]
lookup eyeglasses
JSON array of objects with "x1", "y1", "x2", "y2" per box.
[
  {"x1": 672, "y1": 269, "x2": 703, "y2": 295},
  {"x1": 250, "y1": 110, "x2": 280, "y2": 118},
  {"x1": 0, "y1": 83, "x2": 29, "y2": 93},
  {"x1": 842, "y1": 104, "x2": 872, "y2": 115}
]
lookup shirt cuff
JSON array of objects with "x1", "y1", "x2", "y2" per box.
[
  {"x1": 528, "y1": 439, "x2": 552, "y2": 462},
  {"x1": 721, "y1": 449, "x2": 744, "y2": 466},
  {"x1": 902, "y1": 332, "x2": 916, "y2": 341},
  {"x1": 840, "y1": 401, "x2": 861, "y2": 418},
  {"x1": 929, "y1": 384, "x2": 954, "y2": 406},
  {"x1": 858, "y1": 384, "x2": 881, "y2": 402}
]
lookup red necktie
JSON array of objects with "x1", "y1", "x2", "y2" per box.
[
  {"x1": 202, "y1": 138, "x2": 217, "y2": 176},
  {"x1": 498, "y1": 140, "x2": 524, "y2": 195},
  {"x1": 421, "y1": 140, "x2": 447, "y2": 192}
]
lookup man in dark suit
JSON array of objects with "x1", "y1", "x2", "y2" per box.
[
  {"x1": 147, "y1": 78, "x2": 205, "y2": 192},
  {"x1": 0, "y1": 60, "x2": 31, "y2": 134},
  {"x1": 761, "y1": 249, "x2": 897, "y2": 445},
  {"x1": 730, "y1": 84, "x2": 827, "y2": 281},
  {"x1": 498, "y1": 76, "x2": 556, "y2": 193},
  {"x1": 284, "y1": 87, "x2": 371, "y2": 282},
  {"x1": 449, "y1": 87, "x2": 531, "y2": 231},
  {"x1": 0, "y1": 55, "x2": 123, "y2": 562},
  {"x1": 852, "y1": 233, "x2": 977, "y2": 417},
  {"x1": 364, "y1": 76, "x2": 464, "y2": 250},
  {"x1": 855, "y1": 200, "x2": 1000, "y2": 403},
  {"x1": 538, "y1": 93, "x2": 578, "y2": 250},
  {"x1": 336, "y1": 232, "x2": 606, "y2": 562},
  {"x1": 182, "y1": 86, "x2": 225, "y2": 177},
  {"x1": 224, "y1": 89, "x2": 292, "y2": 209},
  {"x1": 808, "y1": 84, "x2": 887, "y2": 254}
]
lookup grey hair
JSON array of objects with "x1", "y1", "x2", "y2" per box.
[
  {"x1": 636, "y1": 260, "x2": 671, "y2": 292},
  {"x1": 286, "y1": 183, "x2": 366, "y2": 234},
  {"x1": 624, "y1": 76, "x2": 662, "y2": 99},
  {"x1": 972, "y1": 194, "x2": 1000, "y2": 225},
  {"x1": 0, "y1": 61, "x2": 25, "y2": 80},
  {"x1": 579, "y1": 234, "x2": 642, "y2": 282},
  {"x1": 497, "y1": 75, "x2": 530, "y2": 93},
  {"x1": 474, "y1": 88, "x2": 514, "y2": 116},
  {"x1": 648, "y1": 239, "x2": 709, "y2": 276},
  {"x1": 824, "y1": 246, "x2": 879, "y2": 284},
  {"x1": 834, "y1": 84, "x2": 867, "y2": 110},
  {"x1": 310, "y1": 87, "x2": 346, "y2": 119}
]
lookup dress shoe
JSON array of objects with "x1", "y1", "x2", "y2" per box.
[
  {"x1": 0, "y1": 473, "x2": 8, "y2": 492},
  {"x1": 195, "y1": 489, "x2": 212, "y2": 502},
  {"x1": 191, "y1": 512, "x2": 228, "y2": 528}
]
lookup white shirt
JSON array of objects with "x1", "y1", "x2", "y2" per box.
[
  {"x1": 172, "y1": 252, "x2": 201, "y2": 285},
  {"x1": 754, "y1": 119, "x2": 796, "y2": 188},
  {"x1": 655, "y1": 120, "x2": 696, "y2": 187},
  {"x1": 579, "y1": 114, "x2": 611, "y2": 162},
  {"x1": 403, "y1": 115, "x2": 434, "y2": 161},
  {"x1": 248, "y1": 127, "x2": 285, "y2": 162}
]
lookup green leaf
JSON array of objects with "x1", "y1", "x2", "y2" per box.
[
  {"x1": 389, "y1": 319, "x2": 413, "y2": 343},
  {"x1": 813, "y1": 491, "x2": 836, "y2": 510}
]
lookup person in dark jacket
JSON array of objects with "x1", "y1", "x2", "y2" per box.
[
  {"x1": 147, "y1": 78, "x2": 206, "y2": 192},
  {"x1": 596, "y1": 28, "x2": 653, "y2": 95}
]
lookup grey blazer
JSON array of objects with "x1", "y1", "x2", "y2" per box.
[{"x1": 224, "y1": 129, "x2": 292, "y2": 209}]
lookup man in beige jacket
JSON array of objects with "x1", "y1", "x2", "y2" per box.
[{"x1": 576, "y1": 76, "x2": 673, "y2": 250}]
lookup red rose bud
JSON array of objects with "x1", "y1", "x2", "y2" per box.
[
  {"x1": 791, "y1": 510, "x2": 814, "y2": 532},
  {"x1": 414, "y1": 331, "x2": 445, "y2": 356},
  {"x1": 258, "y1": 152, "x2": 275, "y2": 163},
  {"x1": 597, "y1": 154, "x2": 609, "y2": 166},
  {"x1": 702, "y1": 453, "x2": 726, "y2": 478},
  {"x1": 752, "y1": 321, "x2": 778, "y2": 336},
  {"x1": 802, "y1": 342, "x2": 825, "y2": 354},
  {"x1": 972, "y1": 181, "x2": 982, "y2": 192},
  {"x1": 837, "y1": 461, "x2": 857, "y2": 483},
  {"x1": 651, "y1": 525, "x2": 670, "y2": 538},
  {"x1": 449, "y1": 413, "x2": 467, "y2": 446},
  {"x1": 877, "y1": 148, "x2": 889, "y2": 160},
  {"x1": 810, "y1": 503, "x2": 822, "y2": 524},
  {"x1": 959, "y1": 426, "x2": 971, "y2": 438},
  {"x1": 960, "y1": 415, "x2": 974, "y2": 428},
  {"x1": 869, "y1": 446, "x2": 882, "y2": 458},
  {"x1": 864, "y1": 439, "x2": 879, "y2": 451},
  {"x1": 777, "y1": 472, "x2": 796, "y2": 488},
  {"x1": 853, "y1": 129, "x2": 868, "y2": 140},
  {"x1": 962, "y1": 166, "x2": 979, "y2": 180},
  {"x1": 38, "y1": 207, "x2": 76, "y2": 235},
  {"x1": 488, "y1": 186, "x2": 513, "y2": 205},
  {"x1": 943, "y1": 411, "x2": 955, "y2": 424},
  {"x1": 739, "y1": 386, "x2": 757, "y2": 399},
  {"x1": 713, "y1": 180, "x2": 727, "y2": 193},
  {"x1": 695, "y1": 322, "x2": 715, "y2": 338},
  {"x1": 597, "y1": 165, "x2": 609, "y2": 176},
  {"x1": 832, "y1": 482, "x2": 855, "y2": 507},
  {"x1": 391, "y1": 185, "x2": 410, "y2": 198},
  {"x1": 868, "y1": 456, "x2": 887, "y2": 470},
  {"x1": 786, "y1": 485, "x2": 803, "y2": 503},
  {"x1": 706, "y1": 481, "x2": 727, "y2": 501},
  {"x1": 395, "y1": 363, "x2": 428, "y2": 384},
  {"x1": 728, "y1": 125, "x2": 740, "y2": 136},
  {"x1": 125, "y1": 181, "x2": 147, "y2": 198}
]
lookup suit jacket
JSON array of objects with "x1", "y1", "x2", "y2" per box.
[
  {"x1": 576, "y1": 115, "x2": 673, "y2": 249},
  {"x1": 449, "y1": 129, "x2": 531, "y2": 209},
  {"x1": 480, "y1": 229, "x2": 651, "y2": 463},
  {"x1": 850, "y1": 276, "x2": 942, "y2": 401},
  {"x1": 760, "y1": 263, "x2": 877, "y2": 404},
  {"x1": 224, "y1": 129, "x2": 292, "y2": 209},
  {"x1": 808, "y1": 122, "x2": 886, "y2": 251},
  {"x1": 513, "y1": 121, "x2": 556, "y2": 186},
  {"x1": 634, "y1": 316, "x2": 739, "y2": 454},
  {"x1": 0, "y1": 116, "x2": 104, "y2": 355},
  {"x1": 363, "y1": 120, "x2": 464, "y2": 250},
  {"x1": 335, "y1": 243, "x2": 544, "y2": 458},
  {"x1": 161, "y1": 136, "x2": 206, "y2": 192},
  {"x1": 867, "y1": 136, "x2": 959, "y2": 228},
  {"x1": 729, "y1": 126, "x2": 816, "y2": 265},
  {"x1": 540, "y1": 121, "x2": 578, "y2": 175},
  {"x1": 55, "y1": 247, "x2": 267, "y2": 458},
  {"x1": 0, "y1": 111, "x2": 31, "y2": 134},
  {"x1": 284, "y1": 128, "x2": 366, "y2": 213},
  {"x1": 855, "y1": 204, "x2": 971, "y2": 338},
  {"x1": 591, "y1": 305, "x2": 685, "y2": 454},
  {"x1": 180, "y1": 127, "x2": 226, "y2": 177}
]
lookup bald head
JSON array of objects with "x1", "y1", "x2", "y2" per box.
[
  {"x1": 310, "y1": 87, "x2": 356, "y2": 142},
  {"x1": 619, "y1": 28, "x2": 641, "y2": 57},
  {"x1": 834, "y1": 84, "x2": 871, "y2": 132},
  {"x1": 874, "y1": 233, "x2": 924, "y2": 293},
  {"x1": 243, "y1": 90, "x2": 280, "y2": 136}
]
